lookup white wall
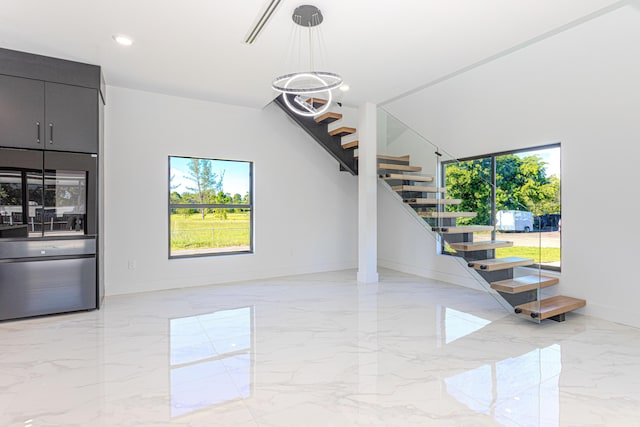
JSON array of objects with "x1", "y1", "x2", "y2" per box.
[
  {"x1": 378, "y1": 182, "x2": 483, "y2": 291},
  {"x1": 383, "y1": 5, "x2": 640, "y2": 327},
  {"x1": 104, "y1": 86, "x2": 357, "y2": 296}
]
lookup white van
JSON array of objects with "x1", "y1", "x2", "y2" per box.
[{"x1": 496, "y1": 210, "x2": 533, "y2": 232}]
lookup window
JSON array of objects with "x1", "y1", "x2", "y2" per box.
[
  {"x1": 444, "y1": 144, "x2": 561, "y2": 271},
  {"x1": 168, "y1": 156, "x2": 253, "y2": 258}
]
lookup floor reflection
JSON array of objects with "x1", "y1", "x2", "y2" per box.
[
  {"x1": 169, "y1": 306, "x2": 254, "y2": 417},
  {"x1": 446, "y1": 344, "x2": 561, "y2": 426},
  {"x1": 438, "y1": 306, "x2": 492, "y2": 345}
]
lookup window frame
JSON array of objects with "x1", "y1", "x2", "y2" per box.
[
  {"x1": 168, "y1": 155, "x2": 254, "y2": 259},
  {"x1": 441, "y1": 143, "x2": 561, "y2": 272}
]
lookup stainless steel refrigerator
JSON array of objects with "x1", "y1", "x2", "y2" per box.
[{"x1": 0, "y1": 147, "x2": 98, "y2": 320}]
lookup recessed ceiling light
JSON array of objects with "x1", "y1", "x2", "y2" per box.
[
  {"x1": 113, "y1": 35, "x2": 133, "y2": 46},
  {"x1": 339, "y1": 84, "x2": 350, "y2": 92}
]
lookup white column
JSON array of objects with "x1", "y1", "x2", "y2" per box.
[{"x1": 357, "y1": 102, "x2": 379, "y2": 283}]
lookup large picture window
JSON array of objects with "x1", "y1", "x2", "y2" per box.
[
  {"x1": 444, "y1": 144, "x2": 561, "y2": 271},
  {"x1": 168, "y1": 156, "x2": 253, "y2": 258}
]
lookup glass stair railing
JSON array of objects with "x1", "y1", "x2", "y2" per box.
[{"x1": 376, "y1": 107, "x2": 584, "y2": 323}]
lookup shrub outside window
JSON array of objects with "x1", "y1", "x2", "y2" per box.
[{"x1": 169, "y1": 156, "x2": 253, "y2": 258}]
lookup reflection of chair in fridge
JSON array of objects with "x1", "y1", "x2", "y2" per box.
[{"x1": 64, "y1": 214, "x2": 83, "y2": 231}]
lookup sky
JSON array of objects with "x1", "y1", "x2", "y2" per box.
[
  {"x1": 169, "y1": 157, "x2": 251, "y2": 196},
  {"x1": 517, "y1": 146, "x2": 560, "y2": 177}
]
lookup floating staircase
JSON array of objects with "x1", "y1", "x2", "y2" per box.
[
  {"x1": 273, "y1": 95, "x2": 585, "y2": 323},
  {"x1": 375, "y1": 153, "x2": 585, "y2": 323},
  {"x1": 273, "y1": 94, "x2": 358, "y2": 175}
]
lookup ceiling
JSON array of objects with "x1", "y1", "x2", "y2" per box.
[{"x1": 0, "y1": 0, "x2": 622, "y2": 109}]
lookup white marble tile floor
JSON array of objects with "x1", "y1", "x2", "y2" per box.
[{"x1": 1, "y1": 269, "x2": 639, "y2": 426}]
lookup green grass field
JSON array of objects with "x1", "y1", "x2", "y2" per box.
[
  {"x1": 170, "y1": 211, "x2": 250, "y2": 252},
  {"x1": 495, "y1": 246, "x2": 561, "y2": 263}
]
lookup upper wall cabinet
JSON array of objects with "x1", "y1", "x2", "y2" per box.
[
  {"x1": 0, "y1": 48, "x2": 104, "y2": 154},
  {"x1": 44, "y1": 82, "x2": 98, "y2": 153},
  {"x1": 0, "y1": 74, "x2": 44, "y2": 149},
  {"x1": 0, "y1": 76, "x2": 98, "y2": 153}
]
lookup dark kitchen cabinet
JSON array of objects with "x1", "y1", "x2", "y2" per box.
[
  {"x1": 0, "y1": 47, "x2": 105, "y2": 319},
  {"x1": 44, "y1": 82, "x2": 98, "y2": 153},
  {"x1": 0, "y1": 75, "x2": 98, "y2": 153},
  {"x1": 0, "y1": 74, "x2": 44, "y2": 149}
]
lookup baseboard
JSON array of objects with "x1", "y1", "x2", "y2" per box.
[{"x1": 378, "y1": 257, "x2": 484, "y2": 291}]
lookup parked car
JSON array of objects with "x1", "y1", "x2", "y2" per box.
[{"x1": 496, "y1": 210, "x2": 533, "y2": 232}]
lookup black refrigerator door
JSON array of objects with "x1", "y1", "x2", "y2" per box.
[
  {"x1": 0, "y1": 148, "x2": 43, "y2": 239},
  {"x1": 43, "y1": 151, "x2": 97, "y2": 237}
]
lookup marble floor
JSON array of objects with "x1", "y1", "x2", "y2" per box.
[{"x1": 1, "y1": 269, "x2": 639, "y2": 426}]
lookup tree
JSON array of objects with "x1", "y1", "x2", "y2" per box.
[
  {"x1": 445, "y1": 158, "x2": 492, "y2": 225},
  {"x1": 185, "y1": 159, "x2": 224, "y2": 219},
  {"x1": 445, "y1": 154, "x2": 558, "y2": 225}
]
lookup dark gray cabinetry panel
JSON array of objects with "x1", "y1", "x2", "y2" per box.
[
  {"x1": 0, "y1": 75, "x2": 45, "y2": 149},
  {"x1": 0, "y1": 77, "x2": 98, "y2": 153},
  {"x1": 45, "y1": 82, "x2": 98, "y2": 153},
  {"x1": 0, "y1": 257, "x2": 96, "y2": 321}
]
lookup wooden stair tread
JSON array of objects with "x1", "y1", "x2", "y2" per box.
[
  {"x1": 383, "y1": 173, "x2": 433, "y2": 182},
  {"x1": 314, "y1": 112, "x2": 342, "y2": 123},
  {"x1": 421, "y1": 211, "x2": 477, "y2": 219},
  {"x1": 342, "y1": 140, "x2": 358, "y2": 149},
  {"x1": 432, "y1": 225, "x2": 494, "y2": 234},
  {"x1": 491, "y1": 275, "x2": 560, "y2": 294},
  {"x1": 378, "y1": 163, "x2": 422, "y2": 172},
  {"x1": 449, "y1": 240, "x2": 513, "y2": 251},
  {"x1": 355, "y1": 154, "x2": 410, "y2": 162},
  {"x1": 392, "y1": 185, "x2": 446, "y2": 193},
  {"x1": 306, "y1": 97, "x2": 328, "y2": 106},
  {"x1": 515, "y1": 296, "x2": 586, "y2": 320},
  {"x1": 377, "y1": 154, "x2": 409, "y2": 162},
  {"x1": 468, "y1": 256, "x2": 535, "y2": 271},
  {"x1": 329, "y1": 126, "x2": 356, "y2": 136},
  {"x1": 405, "y1": 198, "x2": 461, "y2": 205}
]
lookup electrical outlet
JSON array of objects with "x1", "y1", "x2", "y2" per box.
[{"x1": 128, "y1": 259, "x2": 137, "y2": 270}]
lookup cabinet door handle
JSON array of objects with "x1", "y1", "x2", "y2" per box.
[
  {"x1": 49, "y1": 123, "x2": 54, "y2": 144},
  {"x1": 36, "y1": 121, "x2": 41, "y2": 143}
]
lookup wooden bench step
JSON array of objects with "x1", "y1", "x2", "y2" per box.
[
  {"x1": 405, "y1": 198, "x2": 461, "y2": 205},
  {"x1": 467, "y1": 256, "x2": 535, "y2": 271},
  {"x1": 491, "y1": 275, "x2": 559, "y2": 294},
  {"x1": 315, "y1": 111, "x2": 342, "y2": 123},
  {"x1": 342, "y1": 140, "x2": 358, "y2": 149},
  {"x1": 392, "y1": 185, "x2": 446, "y2": 193},
  {"x1": 515, "y1": 296, "x2": 586, "y2": 320},
  {"x1": 432, "y1": 225, "x2": 494, "y2": 234},
  {"x1": 449, "y1": 240, "x2": 513, "y2": 251},
  {"x1": 421, "y1": 211, "x2": 477, "y2": 219},
  {"x1": 329, "y1": 126, "x2": 356, "y2": 137},
  {"x1": 378, "y1": 163, "x2": 422, "y2": 172},
  {"x1": 383, "y1": 173, "x2": 433, "y2": 182}
]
